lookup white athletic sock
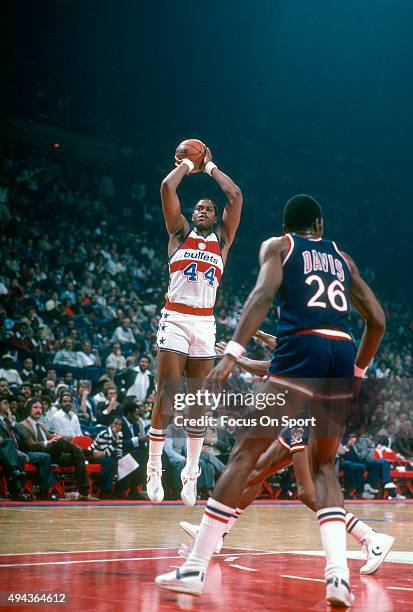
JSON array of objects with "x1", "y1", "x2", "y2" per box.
[
  {"x1": 346, "y1": 512, "x2": 375, "y2": 543},
  {"x1": 185, "y1": 429, "x2": 205, "y2": 473},
  {"x1": 317, "y1": 507, "x2": 349, "y2": 580},
  {"x1": 225, "y1": 507, "x2": 244, "y2": 535},
  {"x1": 182, "y1": 498, "x2": 237, "y2": 572},
  {"x1": 148, "y1": 428, "x2": 166, "y2": 469}
]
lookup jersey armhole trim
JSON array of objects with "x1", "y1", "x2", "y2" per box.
[
  {"x1": 331, "y1": 241, "x2": 352, "y2": 273},
  {"x1": 282, "y1": 233, "x2": 295, "y2": 267},
  {"x1": 168, "y1": 229, "x2": 193, "y2": 262}
]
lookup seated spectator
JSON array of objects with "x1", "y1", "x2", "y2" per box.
[
  {"x1": 351, "y1": 433, "x2": 400, "y2": 498},
  {"x1": 20, "y1": 382, "x2": 33, "y2": 400},
  {"x1": 53, "y1": 338, "x2": 81, "y2": 367},
  {"x1": 73, "y1": 380, "x2": 99, "y2": 437},
  {"x1": 392, "y1": 420, "x2": 413, "y2": 459},
  {"x1": 96, "y1": 385, "x2": 122, "y2": 426},
  {"x1": 106, "y1": 343, "x2": 126, "y2": 371},
  {"x1": 40, "y1": 395, "x2": 58, "y2": 431},
  {"x1": 0, "y1": 355, "x2": 22, "y2": 386},
  {"x1": 50, "y1": 391, "x2": 82, "y2": 439},
  {"x1": 337, "y1": 438, "x2": 370, "y2": 499},
  {"x1": 111, "y1": 318, "x2": 136, "y2": 345},
  {"x1": 87, "y1": 416, "x2": 123, "y2": 499},
  {"x1": 21, "y1": 357, "x2": 38, "y2": 383},
  {"x1": 0, "y1": 378, "x2": 14, "y2": 399},
  {"x1": 123, "y1": 355, "x2": 154, "y2": 403},
  {"x1": 117, "y1": 397, "x2": 147, "y2": 498},
  {"x1": 18, "y1": 397, "x2": 97, "y2": 501},
  {"x1": 0, "y1": 394, "x2": 32, "y2": 500},
  {"x1": 76, "y1": 340, "x2": 101, "y2": 368}
]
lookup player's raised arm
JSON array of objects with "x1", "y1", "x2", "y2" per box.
[
  {"x1": 160, "y1": 164, "x2": 191, "y2": 238},
  {"x1": 209, "y1": 236, "x2": 288, "y2": 378},
  {"x1": 344, "y1": 252, "x2": 386, "y2": 373},
  {"x1": 203, "y1": 148, "x2": 242, "y2": 249}
]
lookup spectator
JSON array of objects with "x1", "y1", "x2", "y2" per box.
[
  {"x1": 337, "y1": 438, "x2": 370, "y2": 499},
  {"x1": 73, "y1": 380, "x2": 99, "y2": 437},
  {"x1": 124, "y1": 355, "x2": 154, "y2": 402},
  {"x1": 21, "y1": 357, "x2": 38, "y2": 383},
  {"x1": 19, "y1": 397, "x2": 98, "y2": 501},
  {"x1": 76, "y1": 340, "x2": 101, "y2": 368},
  {"x1": 50, "y1": 391, "x2": 82, "y2": 439},
  {"x1": 87, "y1": 416, "x2": 123, "y2": 498},
  {"x1": 0, "y1": 355, "x2": 23, "y2": 386},
  {"x1": 53, "y1": 338, "x2": 81, "y2": 367},
  {"x1": 96, "y1": 385, "x2": 122, "y2": 426},
  {"x1": 392, "y1": 420, "x2": 413, "y2": 459},
  {"x1": 351, "y1": 434, "x2": 400, "y2": 499},
  {"x1": 111, "y1": 318, "x2": 136, "y2": 345},
  {"x1": 106, "y1": 343, "x2": 126, "y2": 371},
  {"x1": 0, "y1": 394, "x2": 31, "y2": 500},
  {"x1": 117, "y1": 398, "x2": 147, "y2": 498}
]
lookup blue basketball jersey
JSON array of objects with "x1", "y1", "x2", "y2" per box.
[{"x1": 275, "y1": 233, "x2": 352, "y2": 336}]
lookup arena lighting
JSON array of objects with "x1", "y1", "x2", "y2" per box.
[{"x1": 52, "y1": 143, "x2": 61, "y2": 148}]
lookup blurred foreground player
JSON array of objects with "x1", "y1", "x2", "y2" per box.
[
  {"x1": 180, "y1": 340, "x2": 394, "y2": 576},
  {"x1": 147, "y1": 143, "x2": 242, "y2": 505},
  {"x1": 156, "y1": 194, "x2": 386, "y2": 607}
]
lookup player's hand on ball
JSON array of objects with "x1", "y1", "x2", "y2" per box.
[
  {"x1": 202, "y1": 147, "x2": 212, "y2": 170},
  {"x1": 174, "y1": 156, "x2": 201, "y2": 174}
]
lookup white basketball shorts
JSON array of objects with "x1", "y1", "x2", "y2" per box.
[{"x1": 156, "y1": 307, "x2": 216, "y2": 359}]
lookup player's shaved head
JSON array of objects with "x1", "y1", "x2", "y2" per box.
[{"x1": 283, "y1": 194, "x2": 323, "y2": 232}]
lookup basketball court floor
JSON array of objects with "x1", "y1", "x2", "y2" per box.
[{"x1": 0, "y1": 500, "x2": 412, "y2": 611}]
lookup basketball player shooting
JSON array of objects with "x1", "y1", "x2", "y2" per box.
[
  {"x1": 147, "y1": 140, "x2": 243, "y2": 505},
  {"x1": 155, "y1": 194, "x2": 386, "y2": 608}
]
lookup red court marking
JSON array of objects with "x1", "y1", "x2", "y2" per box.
[{"x1": 1, "y1": 548, "x2": 412, "y2": 611}]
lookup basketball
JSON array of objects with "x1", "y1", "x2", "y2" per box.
[{"x1": 175, "y1": 138, "x2": 206, "y2": 169}]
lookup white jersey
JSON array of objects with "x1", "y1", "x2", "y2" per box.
[{"x1": 166, "y1": 229, "x2": 224, "y2": 309}]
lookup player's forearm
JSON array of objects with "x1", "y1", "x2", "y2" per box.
[
  {"x1": 231, "y1": 287, "x2": 274, "y2": 348},
  {"x1": 211, "y1": 168, "x2": 242, "y2": 204},
  {"x1": 355, "y1": 318, "x2": 386, "y2": 369},
  {"x1": 161, "y1": 164, "x2": 189, "y2": 194},
  {"x1": 237, "y1": 356, "x2": 270, "y2": 377}
]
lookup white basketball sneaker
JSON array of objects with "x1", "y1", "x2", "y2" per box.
[
  {"x1": 155, "y1": 567, "x2": 205, "y2": 596},
  {"x1": 180, "y1": 467, "x2": 200, "y2": 506},
  {"x1": 326, "y1": 576, "x2": 355, "y2": 608},
  {"x1": 360, "y1": 532, "x2": 395, "y2": 575},
  {"x1": 146, "y1": 466, "x2": 164, "y2": 503},
  {"x1": 180, "y1": 521, "x2": 224, "y2": 554}
]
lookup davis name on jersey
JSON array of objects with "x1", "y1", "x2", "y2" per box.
[
  {"x1": 166, "y1": 230, "x2": 224, "y2": 309},
  {"x1": 276, "y1": 233, "x2": 352, "y2": 336}
]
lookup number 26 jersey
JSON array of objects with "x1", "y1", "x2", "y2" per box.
[{"x1": 276, "y1": 233, "x2": 352, "y2": 336}]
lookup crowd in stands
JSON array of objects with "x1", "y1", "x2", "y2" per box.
[{"x1": 1, "y1": 146, "x2": 412, "y2": 501}]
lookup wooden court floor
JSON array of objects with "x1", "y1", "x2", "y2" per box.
[{"x1": 0, "y1": 500, "x2": 412, "y2": 611}]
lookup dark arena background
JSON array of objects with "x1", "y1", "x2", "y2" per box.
[{"x1": 1, "y1": 1, "x2": 413, "y2": 610}]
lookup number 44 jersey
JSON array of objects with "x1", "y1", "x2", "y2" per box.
[
  {"x1": 166, "y1": 229, "x2": 224, "y2": 309},
  {"x1": 276, "y1": 233, "x2": 352, "y2": 337}
]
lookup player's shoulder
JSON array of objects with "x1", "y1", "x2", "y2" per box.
[{"x1": 259, "y1": 235, "x2": 291, "y2": 258}]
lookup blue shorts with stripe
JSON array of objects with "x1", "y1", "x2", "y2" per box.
[{"x1": 268, "y1": 332, "x2": 356, "y2": 398}]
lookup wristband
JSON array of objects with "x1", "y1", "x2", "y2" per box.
[
  {"x1": 224, "y1": 340, "x2": 246, "y2": 360},
  {"x1": 181, "y1": 158, "x2": 195, "y2": 173},
  {"x1": 354, "y1": 364, "x2": 368, "y2": 378},
  {"x1": 204, "y1": 161, "x2": 217, "y2": 176}
]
